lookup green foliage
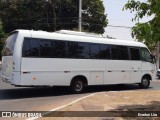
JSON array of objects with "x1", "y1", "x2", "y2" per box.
[
  {"x1": 82, "y1": 0, "x2": 108, "y2": 34},
  {"x1": 0, "y1": 20, "x2": 5, "y2": 39},
  {"x1": 124, "y1": 0, "x2": 160, "y2": 50},
  {"x1": 0, "y1": 0, "x2": 108, "y2": 34},
  {"x1": 0, "y1": 0, "x2": 49, "y2": 32},
  {"x1": 0, "y1": 20, "x2": 5, "y2": 59}
]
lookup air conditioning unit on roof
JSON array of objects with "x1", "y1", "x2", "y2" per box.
[{"x1": 56, "y1": 30, "x2": 103, "y2": 38}]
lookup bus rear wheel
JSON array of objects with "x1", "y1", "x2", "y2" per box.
[
  {"x1": 70, "y1": 78, "x2": 85, "y2": 94},
  {"x1": 139, "y1": 76, "x2": 150, "y2": 89}
]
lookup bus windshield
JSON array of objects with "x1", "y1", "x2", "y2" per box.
[{"x1": 2, "y1": 32, "x2": 18, "y2": 56}]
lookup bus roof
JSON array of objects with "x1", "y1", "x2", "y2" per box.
[{"x1": 14, "y1": 29, "x2": 146, "y2": 48}]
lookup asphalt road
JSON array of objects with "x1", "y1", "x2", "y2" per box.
[{"x1": 0, "y1": 76, "x2": 160, "y2": 111}]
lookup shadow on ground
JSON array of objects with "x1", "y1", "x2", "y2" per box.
[
  {"x1": 110, "y1": 101, "x2": 160, "y2": 120},
  {"x1": 43, "y1": 101, "x2": 160, "y2": 119},
  {"x1": 0, "y1": 84, "x2": 150, "y2": 100}
]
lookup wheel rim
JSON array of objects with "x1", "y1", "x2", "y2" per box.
[
  {"x1": 74, "y1": 81, "x2": 83, "y2": 92},
  {"x1": 142, "y1": 78, "x2": 149, "y2": 87}
]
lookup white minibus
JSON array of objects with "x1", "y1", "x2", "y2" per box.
[{"x1": 1, "y1": 30, "x2": 156, "y2": 93}]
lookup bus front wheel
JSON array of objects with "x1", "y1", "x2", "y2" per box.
[
  {"x1": 70, "y1": 78, "x2": 85, "y2": 94},
  {"x1": 139, "y1": 76, "x2": 150, "y2": 89}
]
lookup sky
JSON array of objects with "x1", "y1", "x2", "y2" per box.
[{"x1": 102, "y1": 0, "x2": 149, "y2": 41}]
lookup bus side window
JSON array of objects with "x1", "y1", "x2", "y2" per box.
[
  {"x1": 130, "y1": 48, "x2": 140, "y2": 60},
  {"x1": 22, "y1": 38, "x2": 39, "y2": 57},
  {"x1": 111, "y1": 45, "x2": 129, "y2": 60},
  {"x1": 78, "y1": 42, "x2": 89, "y2": 59},
  {"x1": 68, "y1": 42, "x2": 79, "y2": 58},
  {"x1": 54, "y1": 41, "x2": 67, "y2": 58},
  {"x1": 39, "y1": 40, "x2": 52, "y2": 58},
  {"x1": 119, "y1": 46, "x2": 129, "y2": 60},
  {"x1": 141, "y1": 48, "x2": 152, "y2": 62},
  {"x1": 22, "y1": 38, "x2": 30, "y2": 57},
  {"x1": 99, "y1": 44, "x2": 111, "y2": 59},
  {"x1": 29, "y1": 39, "x2": 39, "y2": 57},
  {"x1": 111, "y1": 45, "x2": 120, "y2": 60},
  {"x1": 90, "y1": 44, "x2": 100, "y2": 59}
]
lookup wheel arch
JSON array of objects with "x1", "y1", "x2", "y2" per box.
[
  {"x1": 142, "y1": 74, "x2": 152, "y2": 81},
  {"x1": 70, "y1": 75, "x2": 88, "y2": 86}
]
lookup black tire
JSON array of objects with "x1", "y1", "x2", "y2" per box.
[
  {"x1": 139, "y1": 76, "x2": 150, "y2": 89},
  {"x1": 70, "y1": 78, "x2": 85, "y2": 94}
]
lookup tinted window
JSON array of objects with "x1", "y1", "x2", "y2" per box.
[
  {"x1": 22, "y1": 38, "x2": 30, "y2": 57},
  {"x1": 119, "y1": 46, "x2": 129, "y2": 60},
  {"x1": 111, "y1": 45, "x2": 119, "y2": 60},
  {"x1": 29, "y1": 39, "x2": 39, "y2": 57},
  {"x1": 90, "y1": 44, "x2": 100, "y2": 59},
  {"x1": 99, "y1": 44, "x2": 111, "y2": 59},
  {"x1": 130, "y1": 48, "x2": 140, "y2": 60},
  {"x1": 2, "y1": 32, "x2": 18, "y2": 56},
  {"x1": 22, "y1": 37, "x2": 131, "y2": 61},
  {"x1": 40, "y1": 40, "x2": 52, "y2": 57},
  {"x1": 23, "y1": 38, "x2": 39, "y2": 57},
  {"x1": 68, "y1": 42, "x2": 79, "y2": 58},
  {"x1": 54, "y1": 41, "x2": 66, "y2": 58},
  {"x1": 78, "y1": 42, "x2": 89, "y2": 59},
  {"x1": 141, "y1": 48, "x2": 152, "y2": 62}
]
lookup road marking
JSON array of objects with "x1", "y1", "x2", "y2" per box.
[{"x1": 27, "y1": 93, "x2": 96, "y2": 120}]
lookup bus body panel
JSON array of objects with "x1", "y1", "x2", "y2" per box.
[
  {"x1": 130, "y1": 61, "x2": 142, "y2": 83},
  {"x1": 1, "y1": 56, "x2": 13, "y2": 83},
  {"x1": 141, "y1": 61, "x2": 156, "y2": 80},
  {"x1": 20, "y1": 71, "x2": 90, "y2": 86},
  {"x1": 13, "y1": 30, "x2": 31, "y2": 72},
  {"x1": 21, "y1": 58, "x2": 134, "y2": 86},
  {"x1": 91, "y1": 71, "x2": 104, "y2": 85},
  {"x1": 104, "y1": 60, "x2": 131, "y2": 84},
  {"x1": 20, "y1": 58, "x2": 146, "y2": 86},
  {"x1": 1, "y1": 57, "x2": 21, "y2": 85},
  {"x1": 12, "y1": 72, "x2": 21, "y2": 85},
  {"x1": 21, "y1": 58, "x2": 93, "y2": 86}
]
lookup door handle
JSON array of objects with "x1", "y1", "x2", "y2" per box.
[
  {"x1": 121, "y1": 71, "x2": 126, "y2": 72},
  {"x1": 108, "y1": 71, "x2": 112, "y2": 72}
]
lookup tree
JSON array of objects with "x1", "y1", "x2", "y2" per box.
[
  {"x1": 0, "y1": 0, "x2": 108, "y2": 34},
  {"x1": 0, "y1": 20, "x2": 5, "y2": 59},
  {"x1": 0, "y1": 0, "x2": 48, "y2": 32},
  {"x1": 82, "y1": 0, "x2": 108, "y2": 34},
  {"x1": 0, "y1": 20, "x2": 5, "y2": 39},
  {"x1": 123, "y1": 0, "x2": 160, "y2": 51}
]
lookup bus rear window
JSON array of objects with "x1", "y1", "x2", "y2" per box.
[{"x1": 2, "y1": 32, "x2": 18, "y2": 56}]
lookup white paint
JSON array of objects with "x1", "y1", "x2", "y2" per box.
[
  {"x1": 26, "y1": 93, "x2": 96, "y2": 120},
  {"x1": 1, "y1": 30, "x2": 156, "y2": 87}
]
